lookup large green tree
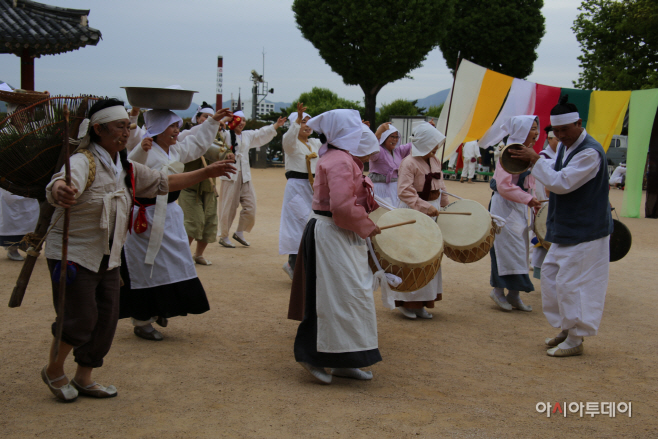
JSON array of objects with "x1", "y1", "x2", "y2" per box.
[
  {"x1": 573, "y1": 0, "x2": 658, "y2": 90},
  {"x1": 292, "y1": 0, "x2": 453, "y2": 127},
  {"x1": 279, "y1": 87, "x2": 365, "y2": 119},
  {"x1": 438, "y1": 0, "x2": 545, "y2": 78}
]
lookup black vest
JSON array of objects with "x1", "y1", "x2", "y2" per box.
[{"x1": 545, "y1": 134, "x2": 613, "y2": 244}]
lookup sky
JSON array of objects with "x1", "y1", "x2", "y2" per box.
[{"x1": 1, "y1": 0, "x2": 584, "y2": 107}]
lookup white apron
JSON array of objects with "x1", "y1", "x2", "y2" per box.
[
  {"x1": 0, "y1": 188, "x2": 39, "y2": 236},
  {"x1": 124, "y1": 202, "x2": 198, "y2": 289},
  {"x1": 372, "y1": 182, "x2": 399, "y2": 209},
  {"x1": 490, "y1": 192, "x2": 530, "y2": 276},
  {"x1": 313, "y1": 214, "x2": 378, "y2": 353},
  {"x1": 278, "y1": 178, "x2": 313, "y2": 255},
  {"x1": 392, "y1": 198, "x2": 443, "y2": 302}
]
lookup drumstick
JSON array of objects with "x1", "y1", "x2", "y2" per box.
[
  {"x1": 435, "y1": 211, "x2": 472, "y2": 215},
  {"x1": 380, "y1": 220, "x2": 416, "y2": 230},
  {"x1": 538, "y1": 199, "x2": 549, "y2": 203}
]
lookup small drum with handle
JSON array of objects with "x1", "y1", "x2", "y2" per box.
[
  {"x1": 436, "y1": 199, "x2": 499, "y2": 263},
  {"x1": 534, "y1": 204, "x2": 551, "y2": 250},
  {"x1": 500, "y1": 143, "x2": 531, "y2": 175},
  {"x1": 368, "y1": 209, "x2": 443, "y2": 292}
]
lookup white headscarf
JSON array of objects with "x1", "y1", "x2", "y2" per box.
[
  {"x1": 143, "y1": 109, "x2": 183, "y2": 138},
  {"x1": 233, "y1": 110, "x2": 245, "y2": 119},
  {"x1": 1, "y1": 84, "x2": 18, "y2": 114},
  {"x1": 380, "y1": 125, "x2": 400, "y2": 147},
  {"x1": 0, "y1": 82, "x2": 12, "y2": 92},
  {"x1": 354, "y1": 124, "x2": 380, "y2": 157},
  {"x1": 191, "y1": 104, "x2": 214, "y2": 124},
  {"x1": 288, "y1": 111, "x2": 311, "y2": 125},
  {"x1": 410, "y1": 122, "x2": 446, "y2": 157},
  {"x1": 306, "y1": 109, "x2": 364, "y2": 157},
  {"x1": 502, "y1": 115, "x2": 538, "y2": 145},
  {"x1": 76, "y1": 105, "x2": 130, "y2": 151}
]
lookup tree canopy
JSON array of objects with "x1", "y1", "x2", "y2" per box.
[
  {"x1": 376, "y1": 99, "x2": 425, "y2": 127},
  {"x1": 438, "y1": 0, "x2": 545, "y2": 78},
  {"x1": 292, "y1": 0, "x2": 453, "y2": 127},
  {"x1": 573, "y1": 0, "x2": 658, "y2": 90},
  {"x1": 278, "y1": 87, "x2": 364, "y2": 120}
]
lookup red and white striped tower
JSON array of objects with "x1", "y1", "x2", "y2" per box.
[{"x1": 216, "y1": 56, "x2": 223, "y2": 110}]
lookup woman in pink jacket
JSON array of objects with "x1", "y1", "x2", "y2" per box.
[{"x1": 289, "y1": 110, "x2": 382, "y2": 385}]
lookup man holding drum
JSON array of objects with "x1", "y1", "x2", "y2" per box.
[{"x1": 510, "y1": 96, "x2": 613, "y2": 358}]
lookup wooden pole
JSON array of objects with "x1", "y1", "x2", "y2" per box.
[
  {"x1": 53, "y1": 105, "x2": 71, "y2": 358},
  {"x1": 435, "y1": 211, "x2": 472, "y2": 215}
]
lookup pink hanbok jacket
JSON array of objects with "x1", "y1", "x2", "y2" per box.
[
  {"x1": 312, "y1": 148, "x2": 378, "y2": 239},
  {"x1": 492, "y1": 162, "x2": 535, "y2": 205},
  {"x1": 397, "y1": 156, "x2": 449, "y2": 214}
]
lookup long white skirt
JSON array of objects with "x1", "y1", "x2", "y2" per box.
[
  {"x1": 373, "y1": 181, "x2": 399, "y2": 209},
  {"x1": 124, "y1": 202, "x2": 198, "y2": 289},
  {"x1": 391, "y1": 199, "x2": 443, "y2": 303},
  {"x1": 279, "y1": 178, "x2": 313, "y2": 255}
]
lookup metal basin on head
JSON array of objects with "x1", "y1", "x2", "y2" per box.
[{"x1": 122, "y1": 87, "x2": 197, "y2": 110}]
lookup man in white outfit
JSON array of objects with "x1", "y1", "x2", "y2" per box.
[
  {"x1": 511, "y1": 96, "x2": 613, "y2": 358},
  {"x1": 460, "y1": 140, "x2": 481, "y2": 183}
]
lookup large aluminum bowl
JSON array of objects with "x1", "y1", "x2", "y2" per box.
[{"x1": 122, "y1": 87, "x2": 198, "y2": 110}]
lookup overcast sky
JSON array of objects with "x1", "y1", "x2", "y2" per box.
[{"x1": 1, "y1": 0, "x2": 584, "y2": 107}]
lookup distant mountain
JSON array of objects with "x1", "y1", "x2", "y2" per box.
[{"x1": 415, "y1": 89, "x2": 450, "y2": 110}]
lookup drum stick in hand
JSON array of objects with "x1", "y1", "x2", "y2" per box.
[
  {"x1": 380, "y1": 220, "x2": 416, "y2": 230},
  {"x1": 538, "y1": 199, "x2": 549, "y2": 203},
  {"x1": 436, "y1": 211, "x2": 472, "y2": 215}
]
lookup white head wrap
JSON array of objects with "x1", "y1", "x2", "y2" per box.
[
  {"x1": 191, "y1": 104, "x2": 214, "y2": 124},
  {"x1": 233, "y1": 110, "x2": 245, "y2": 119},
  {"x1": 380, "y1": 125, "x2": 400, "y2": 147},
  {"x1": 306, "y1": 109, "x2": 364, "y2": 157},
  {"x1": 410, "y1": 122, "x2": 446, "y2": 157},
  {"x1": 354, "y1": 124, "x2": 380, "y2": 157},
  {"x1": 288, "y1": 111, "x2": 311, "y2": 125},
  {"x1": 502, "y1": 115, "x2": 538, "y2": 145},
  {"x1": 1, "y1": 84, "x2": 18, "y2": 113},
  {"x1": 550, "y1": 112, "x2": 580, "y2": 127},
  {"x1": 143, "y1": 109, "x2": 183, "y2": 138},
  {"x1": 547, "y1": 130, "x2": 556, "y2": 138},
  {"x1": 0, "y1": 82, "x2": 12, "y2": 92},
  {"x1": 76, "y1": 105, "x2": 130, "y2": 150}
]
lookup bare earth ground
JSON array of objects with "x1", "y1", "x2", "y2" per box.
[{"x1": 1, "y1": 167, "x2": 656, "y2": 439}]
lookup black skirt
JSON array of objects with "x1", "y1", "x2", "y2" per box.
[
  {"x1": 293, "y1": 218, "x2": 382, "y2": 369},
  {"x1": 489, "y1": 246, "x2": 535, "y2": 292},
  {"x1": 119, "y1": 249, "x2": 210, "y2": 321}
]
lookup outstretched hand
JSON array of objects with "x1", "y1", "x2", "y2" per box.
[
  {"x1": 213, "y1": 108, "x2": 233, "y2": 122},
  {"x1": 375, "y1": 122, "x2": 390, "y2": 140},
  {"x1": 296, "y1": 102, "x2": 307, "y2": 124},
  {"x1": 509, "y1": 145, "x2": 541, "y2": 165},
  {"x1": 274, "y1": 116, "x2": 287, "y2": 129},
  {"x1": 205, "y1": 160, "x2": 237, "y2": 179}
]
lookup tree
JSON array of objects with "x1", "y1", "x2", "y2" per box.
[
  {"x1": 292, "y1": 0, "x2": 453, "y2": 127},
  {"x1": 279, "y1": 87, "x2": 365, "y2": 119},
  {"x1": 376, "y1": 99, "x2": 425, "y2": 126},
  {"x1": 425, "y1": 104, "x2": 444, "y2": 119},
  {"x1": 438, "y1": 0, "x2": 545, "y2": 78},
  {"x1": 573, "y1": 0, "x2": 658, "y2": 90}
]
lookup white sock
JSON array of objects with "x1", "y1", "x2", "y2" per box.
[
  {"x1": 493, "y1": 288, "x2": 507, "y2": 301},
  {"x1": 557, "y1": 331, "x2": 582, "y2": 349},
  {"x1": 506, "y1": 290, "x2": 520, "y2": 301},
  {"x1": 234, "y1": 231, "x2": 244, "y2": 239},
  {"x1": 222, "y1": 237, "x2": 233, "y2": 245}
]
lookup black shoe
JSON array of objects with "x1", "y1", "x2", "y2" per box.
[
  {"x1": 155, "y1": 316, "x2": 168, "y2": 327},
  {"x1": 232, "y1": 233, "x2": 250, "y2": 247}
]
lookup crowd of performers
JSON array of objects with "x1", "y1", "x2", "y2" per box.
[{"x1": 1, "y1": 89, "x2": 614, "y2": 399}]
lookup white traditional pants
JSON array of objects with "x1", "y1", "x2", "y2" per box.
[
  {"x1": 218, "y1": 171, "x2": 256, "y2": 238},
  {"x1": 462, "y1": 160, "x2": 477, "y2": 179},
  {"x1": 541, "y1": 236, "x2": 609, "y2": 337}
]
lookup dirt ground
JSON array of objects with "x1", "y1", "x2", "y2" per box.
[{"x1": 1, "y1": 167, "x2": 656, "y2": 439}]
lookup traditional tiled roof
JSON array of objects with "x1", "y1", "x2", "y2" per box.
[{"x1": 0, "y1": 0, "x2": 101, "y2": 57}]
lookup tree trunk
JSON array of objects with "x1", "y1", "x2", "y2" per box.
[{"x1": 362, "y1": 85, "x2": 383, "y2": 130}]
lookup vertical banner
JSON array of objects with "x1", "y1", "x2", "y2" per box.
[
  {"x1": 463, "y1": 69, "x2": 513, "y2": 143},
  {"x1": 532, "y1": 84, "x2": 561, "y2": 152},
  {"x1": 216, "y1": 56, "x2": 223, "y2": 111},
  {"x1": 586, "y1": 90, "x2": 631, "y2": 152},
  {"x1": 621, "y1": 89, "x2": 658, "y2": 218}
]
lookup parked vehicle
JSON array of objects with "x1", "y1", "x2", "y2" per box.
[{"x1": 606, "y1": 135, "x2": 627, "y2": 172}]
